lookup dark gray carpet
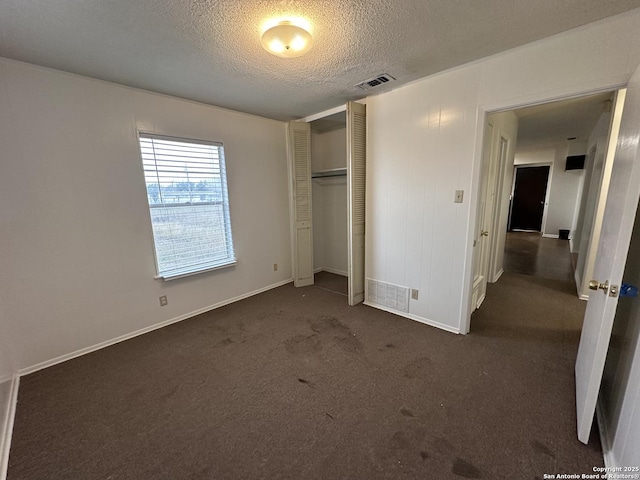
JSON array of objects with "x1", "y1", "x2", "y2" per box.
[
  {"x1": 314, "y1": 270, "x2": 348, "y2": 296},
  {"x1": 8, "y1": 273, "x2": 602, "y2": 479}
]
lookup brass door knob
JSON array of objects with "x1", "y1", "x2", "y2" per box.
[{"x1": 589, "y1": 280, "x2": 609, "y2": 294}]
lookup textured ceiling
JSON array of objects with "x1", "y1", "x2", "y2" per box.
[
  {"x1": 515, "y1": 92, "x2": 614, "y2": 147},
  {"x1": 1, "y1": 1, "x2": 640, "y2": 120}
]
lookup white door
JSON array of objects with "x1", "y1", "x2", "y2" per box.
[
  {"x1": 287, "y1": 121, "x2": 314, "y2": 287},
  {"x1": 472, "y1": 122, "x2": 494, "y2": 309},
  {"x1": 576, "y1": 91, "x2": 626, "y2": 299},
  {"x1": 488, "y1": 136, "x2": 509, "y2": 282},
  {"x1": 347, "y1": 101, "x2": 366, "y2": 306},
  {"x1": 575, "y1": 74, "x2": 640, "y2": 442}
]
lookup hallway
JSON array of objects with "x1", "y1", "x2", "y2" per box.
[
  {"x1": 469, "y1": 231, "x2": 602, "y2": 468},
  {"x1": 502, "y1": 232, "x2": 574, "y2": 283},
  {"x1": 470, "y1": 270, "x2": 601, "y2": 466}
]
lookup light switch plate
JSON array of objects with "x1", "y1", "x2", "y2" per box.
[{"x1": 454, "y1": 190, "x2": 464, "y2": 203}]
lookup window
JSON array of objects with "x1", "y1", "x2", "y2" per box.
[{"x1": 138, "y1": 133, "x2": 236, "y2": 280}]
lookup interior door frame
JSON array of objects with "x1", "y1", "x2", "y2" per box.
[
  {"x1": 297, "y1": 102, "x2": 367, "y2": 305},
  {"x1": 507, "y1": 163, "x2": 552, "y2": 233},
  {"x1": 463, "y1": 85, "x2": 625, "y2": 334}
]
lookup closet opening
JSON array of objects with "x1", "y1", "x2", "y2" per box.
[
  {"x1": 310, "y1": 112, "x2": 349, "y2": 296},
  {"x1": 287, "y1": 102, "x2": 367, "y2": 306}
]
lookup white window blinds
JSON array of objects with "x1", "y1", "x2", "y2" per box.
[{"x1": 138, "y1": 133, "x2": 236, "y2": 280}]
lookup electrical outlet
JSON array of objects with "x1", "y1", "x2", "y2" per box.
[
  {"x1": 273, "y1": 263, "x2": 278, "y2": 271},
  {"x1": 411, "y1": 289, "x2": 419, "y2": 300},
  {"x1": 454, "y1": 190, "x2": 464, "y2": 203},
  {"x1": 159, "y1": 295, "x2": 168, "y2": 307}
]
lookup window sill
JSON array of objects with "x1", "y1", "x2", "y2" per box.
[{"x1": 154, "y1": 260, "x2": 237, "y2": 281}]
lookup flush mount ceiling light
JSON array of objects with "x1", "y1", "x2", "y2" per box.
[{"x1": 261, "y1": 21, "x2": 313, "y2": 58}]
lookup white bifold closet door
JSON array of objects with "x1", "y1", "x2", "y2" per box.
[
  {"x1": 287, "y1": 121, "x2": 314, "y2": 287},
  {"x1": 347, "y1": 101, "x2": 366, "y2": 306}
]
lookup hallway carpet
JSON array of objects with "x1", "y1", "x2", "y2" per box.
[
  {"x1": 503, "y1": 232, "x2": 574, "y2": 283},
  {"x1": 8, "y1": 274, "x2": 602, "y2": 479}
]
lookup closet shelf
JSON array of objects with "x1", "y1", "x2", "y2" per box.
[{"x1": 311, "y1": 167, "x2": 347, "y2": 178}]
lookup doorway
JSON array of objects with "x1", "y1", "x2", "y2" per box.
[
  {"x1": 470, "y1": 88, "x2": 628, "y2": 448},
  {"x1": 503, "y1": 232, "x2": 575, "y2": 282},
  {"x1": 509, "y1": 165, "x2": 550, "y2": 232},
  {"x1": 309, "y1": 111, "x2": 349, "y2": 296},
  {"x1": 471, "y1": 90, "x2": 619, "y2": 319},
  {"x1": 287, "y1": 102, "x2": 367, "y2": 306}
]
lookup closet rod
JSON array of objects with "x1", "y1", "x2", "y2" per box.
[{"x1": 311, "y1": 167, "x2": 347, "y2": 178}]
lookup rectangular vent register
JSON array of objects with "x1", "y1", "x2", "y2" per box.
[
  {"x1": 367, "y1": 279, "x2": 410, "y2": 312},
  {"x1": 355, "y1": 73, "x2": 396, "y2": 90}
]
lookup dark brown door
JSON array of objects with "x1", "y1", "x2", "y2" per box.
[{"x1": 509, "y1": 165, "x2": 550, "y2": 231}]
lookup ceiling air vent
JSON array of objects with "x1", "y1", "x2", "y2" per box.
[{"x1": 354, "y1": 73, "x2": 396, "y2": 90}]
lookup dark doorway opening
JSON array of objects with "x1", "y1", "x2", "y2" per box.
[{"x1": 509, "y1": 165, "x2": 550, "y2": 231}]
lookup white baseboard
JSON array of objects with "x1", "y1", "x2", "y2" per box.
[
  {"x1": 363, "y1": 301, "x2": 461, "y2": 335},
  {"x1": 476, "y1": 293, "x2": 486, "y2": 309},
  {"x1": 574, "y1": 272, "x2": 591, "y2": 301},
  {"x1": 542, "y1": 233, "x2": 560, "y2": 239},
  {"x1": 19, "y1": 278, "x2": 293, "y2": 376},
  {"x1": 313, "y1": 267, "x2": 323, "y2": 274},
  {"x1": 492, "y1": 269, "x2": 504, "y2": 283},
  {"x1": 320, "y1": 267, "x2": 348, "y2": 277},
  {"x1": 2, "y1": 279, "x2": 294, "y2": 477},
  {"x1": 0, "y1": 375, "x2": 19, "y2": 480}
]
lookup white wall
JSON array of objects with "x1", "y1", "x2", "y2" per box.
[
  {"x1": 514, "y1": 141, "x2": 586, "y2": 237},
  {"x1": 311, "y1": 128, "x2": 348, "y2": 275},
  {"x1": 311, "y1": 128, "x2": 346, "y2": 171},
  {"x1": 365, "y1": 9, "x2": 640, "y2": 334},
  {"x1": 0, "y1": 58, "x2": 291, "y2": 371},
  {"x1": 0, "y1": 338, "x2": 12, "y2": 384}
]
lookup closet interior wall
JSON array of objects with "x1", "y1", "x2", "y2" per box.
[{"x1": 311, "y1": 117, "x2": 348, "y2": 277}]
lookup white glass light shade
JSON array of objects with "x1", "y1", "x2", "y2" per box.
[{"x1": 261, "y1": 21, "x2": 313, "y2": 58}]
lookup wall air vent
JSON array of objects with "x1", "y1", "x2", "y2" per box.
[
  {"x1": 354, "y1": 73, "x2": 396, "y2": 90},
  {"x1": 367, "y1": 279, "x2": 410, "y2": 312},
  {"x1": 566, "y1": 155, "x2": 586, "y2": 171}
]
